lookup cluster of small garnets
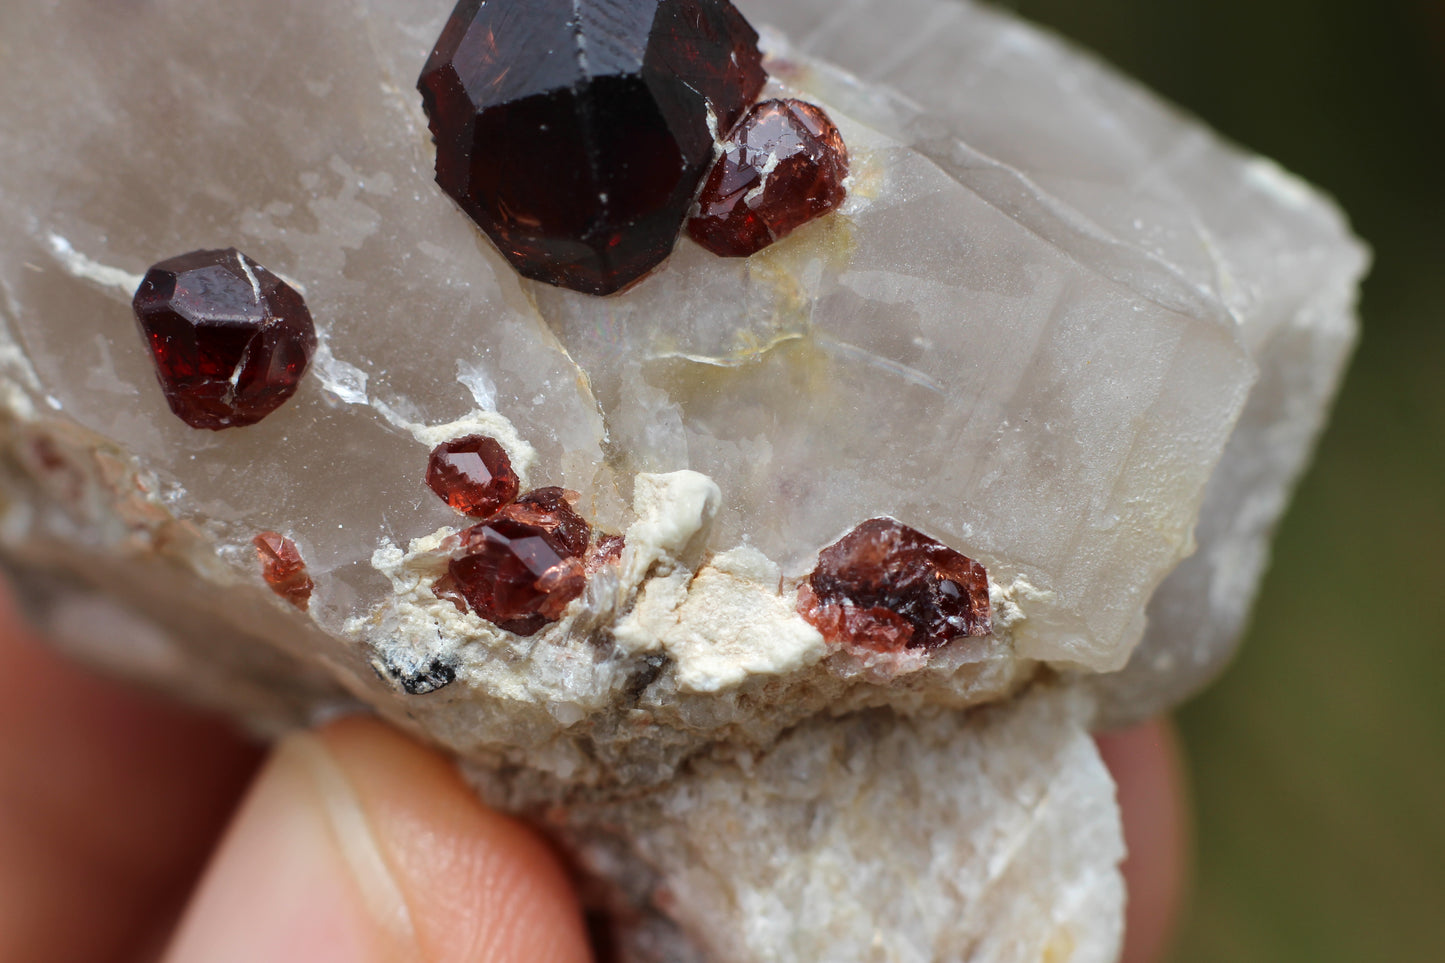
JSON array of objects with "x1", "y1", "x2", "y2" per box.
[
  {"x1": 418, "y1": 0, "x2": 850, "y2": 295},
  {"x1": 798, "y1": 518, "x2": 992, "y2": 655},
  {"x1": 426, "y1": 436, "x2": 623, "y2": 636}
]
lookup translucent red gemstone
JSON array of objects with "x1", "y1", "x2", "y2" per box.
[
  {"x1": 586, "y1": 533, "x2": 627, "y2": 575},
  {"x1": 131, "y1": 249, "x2": 317, "y2": 430},
  {"x1": 425, "y1": 435, "x2": 520, "y2": 516},
  {"x1": 253, "y1": 532, "x2": 314, "y2": 611},
  {"x1": 688, "y1": 99, "x2": 850, "y2": 257},
  {"x1": 417, "y1": 0, "x2": 766, "y2": 295},
  {"x1": 798, "y1": 518, "x2": 990, "y2": 653},
  {"x1": 446, "y1": 488, "x2": 594, "y2": 635}
]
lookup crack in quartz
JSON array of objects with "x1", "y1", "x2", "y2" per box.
[{"x1": 813, "y1": 331, "x2": 944, "y2": 395}]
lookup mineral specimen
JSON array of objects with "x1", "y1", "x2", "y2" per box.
[
  {"x1": 0, "y1": 0, "x2": 1369, "y2": 960},
  {"x1": 425, "y1": 434, "x2": 520, "y2": 516},
  {"x1": 688, "y1": 98, "x2": 850, "y2": 257},
  {"x1": 252, "y1": 532, "x2": 314, "y2": 611},
  {"x1": 417, "y1": 0, "x2": 768, "y2": 295},
  {"x1": 130, "y1": 248, "x2": 317, "y2": 429},
  {"x1": 797, "y1": 517, "x2": 991, "y2": 654}
]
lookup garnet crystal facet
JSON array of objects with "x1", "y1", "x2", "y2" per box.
[
  {"x1": 798, "y1": 518, "x2": 991, "y2": 654},
  {"x1": 132, "y1": 249, "x2": 317, "y2": 430},
  {"x1": 417, "y1": 0, "x2": 766, "y2": 295},
  {"x1": 426, "y1": 435, "x2": 520, "y2": 516},
  {"x1": 447, "y1": 488, "x2": 594, "y2": 635},
  {"x1": 688, "y1": 99, "x2": 849, "y2": 257},
  {"x1": 253, "y1": 532, "x2": 315, "y2": 611}
]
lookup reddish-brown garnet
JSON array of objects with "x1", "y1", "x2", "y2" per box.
[
  {"x1": 446, "y1": 488, "x2": 593, "y2": 635},
  {"x1": 132, "y1": 249, "x2": 317, "y2": 430},
  {"x1": 253, "y1": 532, "x2": 315, "y2": 611},
  {"x1": 417, "y1": 0, "x2": 766, "y2": 295},
  {"x1": 798, "y1": 517, "x2": 990, "y2": 654},
  {"x1": 426, "y1": 435, "x2": 520, "y2": 516},
  {"x1": 687, "y1": 99, "x2": 849, "y2": 258},
  {"x1": 586, "y1": 533, "x2": 627, "y2": 575}
]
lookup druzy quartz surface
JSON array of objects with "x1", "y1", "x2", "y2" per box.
[{"x1": 0, "y1": 0, "x2": 1368, "y2": 960}]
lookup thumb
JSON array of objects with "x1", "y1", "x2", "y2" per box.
[{"x1": 163, "y1": 717, "x2": 592, "y2": 963}]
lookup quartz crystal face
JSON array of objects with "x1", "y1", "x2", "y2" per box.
[
  {"x1": 417, "y1": 0, "x2": 768, "y2": 295},
  {"x1": 688, "y1": 98, "x2": 850, "y2": 257},
  {"x1": 130, "y1": 249, "x2": 317, "y2": 429},
  {"x1": 425, "y1": 435, "x2": 520, "y2": 516}
]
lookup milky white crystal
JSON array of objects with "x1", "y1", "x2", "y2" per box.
[{"x1": 0, "y1": 0, "x2": 1365, "y2": 959}]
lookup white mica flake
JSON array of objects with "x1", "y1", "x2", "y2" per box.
[
  {"x1": 455, "y1": 359, "x2": 498, "y2": 411},
  {"x1": 45, "y1": 233, "x2": 142, "y2": 294},
  {"x1": 311, "y1": 335, "x2": 370, "y2": 405}
]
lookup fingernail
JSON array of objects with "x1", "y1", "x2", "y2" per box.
[{"x1": 163, "y1": 731, "x2": 416, "y2": 963}]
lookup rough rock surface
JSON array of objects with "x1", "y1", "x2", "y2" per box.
[{"x1": 0, "y1": 0, "x2": 1365, "y2": 959}]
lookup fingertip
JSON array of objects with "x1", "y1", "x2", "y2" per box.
[
  {"x1": 319, "y1": 717, "x2": 593, "y2": 963},
  {"x1": 1097, "y1": 719, "x2": 1191, "y2": 963},
  {"x1": 164, "y1": 716, "x2": 592, "y2": 963}
]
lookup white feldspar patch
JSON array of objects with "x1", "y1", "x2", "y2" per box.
[
  {"x1": 501, "y1": 686, "x2": 1123, "y2": 963},
  {"x1": 619, "y1": 471, "x2": 722, "y2": 585},
  {"x1": 639, "y1": 546, "x2": 826, "y2": 693}
]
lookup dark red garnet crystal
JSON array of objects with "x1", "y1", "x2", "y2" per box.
[
  {"x1": 798, "y1": 518, "x2": 991, "y2": 654},
  {"x1": 132, "y1": 249, "x2": 317, "y2": 430},
  {"x1": 426, "y1": 435, "x2": 520, "y2": 516},
  {"x1": 688, "y1": 99, "x2": 849, "y2": 257},
  {"x1": 417, "y1": 0, "x2": 766, "y2": 295},
  {"x1": 448, "y1": 488, "x2": 593, "y2": 635}
]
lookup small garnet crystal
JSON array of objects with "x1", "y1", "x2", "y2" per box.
[
  {"x1": 687, "y1": 99, "x2": 850, "y2": 258},
  {"x1": 132, "y1": 249, "x2": 317, "y2": 430},
  {"x1": 797, "y1": 518, "x2": 990, "y2": 654},
  {"x1": 253, "y1": 532, "x2": 314, "y2": 611},
  {"x1": 417, "y1": 0, "x2": 767, "y2": 295},
  {"x1": 426, "y1": 435, "x2": 520, "y2": 516},
  {"x1": 447, "y1": 488, "x2": 593, "y2": 635}
]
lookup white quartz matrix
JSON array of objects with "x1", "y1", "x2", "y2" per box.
[{"x1": 0, "y1": 0, "x2": 1366, "y2": 960}]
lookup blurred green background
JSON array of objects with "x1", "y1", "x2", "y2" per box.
[{"x1": 1004, "y1": 0, "x2": 1445, "y2": 959}]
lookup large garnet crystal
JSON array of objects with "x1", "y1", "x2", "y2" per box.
[
  {"x1": 417, "y1": 0, "x2": 766, "y2": 295},
  {"x1": 798, "y1": 518, "x2": 991, "y2": 654},
  {"x1": 131, "y1": 249, "x2": 317, "y2": 430}
]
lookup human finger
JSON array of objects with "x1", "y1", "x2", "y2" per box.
[
  {"x1": 0, "y1": 587, "x2": 262, "y2": 963},
  {"x1": 163, "y1": 716, "x2": 593, "y2": 963},
  {"x1": 1097, "y1": 718, "x2": 1191, "y2": 963}
]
